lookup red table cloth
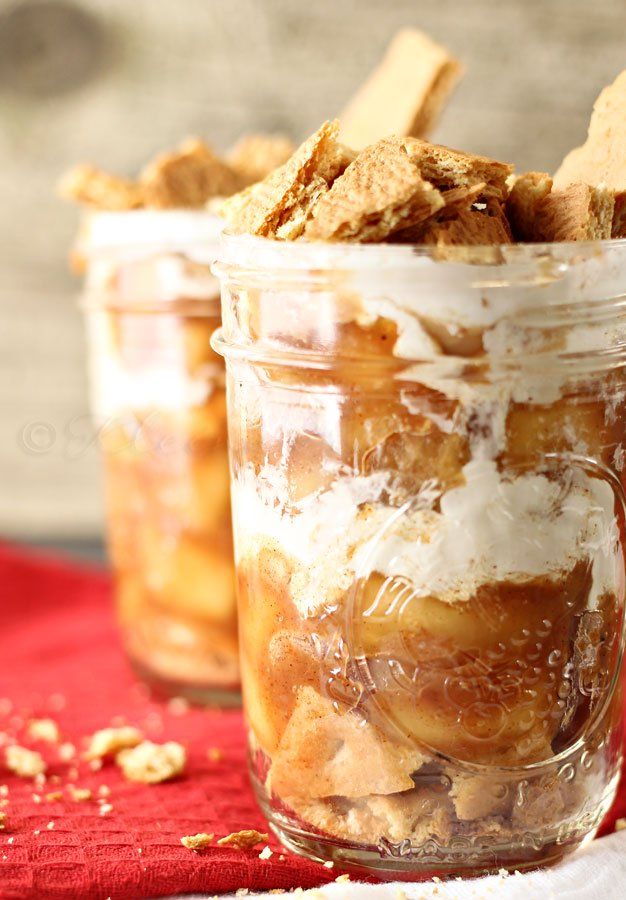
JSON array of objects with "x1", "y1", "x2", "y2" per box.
[{"x1": 0, "y1": 542, "x2": 624, "y2": 899}]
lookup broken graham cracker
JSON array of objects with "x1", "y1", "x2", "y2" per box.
[
  {"x1": 5, "y1": 745, "x2": 46, "y2": 779},
  {"x1": 220, "y1": 120, "x2": 354, "y2": 239},
  {"x1": 340, "y1": 29, "x2": 463, "y2": 149},
  {"x1": 227, "y1": 134, "x2": 295, "y2": 186},
  {"x1": 115, "y1": 740, "x2": 186, "y2": 783},
  {"x1": 85, "y1": 726, "x2": 143, "y2": 760},
  {"x1": 536, "y1": 183, "x2": 615, "y2": 242},
  {"x1": 59, "y1": 165, "x2": 144, "y2": 211},
  {"x1": 554, "y1": 70, "x2": 626, "y2": 237},
  {"x1": 181, "y1": 832, "x2": 214, "y2": 850},
  {"x1": 304, "y1": 137, "x2": 444, "y2": 242},
  {"x1": 506, "y1": 172, "x2": 553, "y2": 241},
  {"x1": 216, "y1": 829, "x2": 269, "y2": 850},
  {"x1": 140, "y1": 138, "x2": 241, "y2": 208},
  {"x1": 404, "y1": 137, "x2": 513, "y2": 200}
]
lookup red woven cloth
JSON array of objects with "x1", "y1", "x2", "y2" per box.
[
  {"x1": 0, "y1": 542, "x2": 337, "y2": 900},
  {"x1": 0, "y1": 542, "x2": 624, "y2": 900}
]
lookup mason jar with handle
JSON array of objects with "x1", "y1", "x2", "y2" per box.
[
  {"x1": 213, "y1": 233, "x2": 626, "y2": 876},
  {"x1": 79, "y1": 210, "x2": 238, "y2": 704}
]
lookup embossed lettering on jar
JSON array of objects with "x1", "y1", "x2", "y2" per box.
[{"x1": 213, "y1": 235, "x2": 626, "y2": 876}]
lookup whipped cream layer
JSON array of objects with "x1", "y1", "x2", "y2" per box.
[
  {"x1": 233, "y1": 458, "x2": 621, "y2": 617},
  {"x1": 87, "y1": 312, "x2": 219, "y2": 420}
]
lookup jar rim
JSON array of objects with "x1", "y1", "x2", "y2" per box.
[
  {"x1": 215, "y1": 229, "x2": 626, "y2": 274},
  {"x1": 76, "y1": 209, "x2": 224, "y2": 259}
]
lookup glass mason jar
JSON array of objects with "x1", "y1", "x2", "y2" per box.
[
  {"x1": 79, "y1": 211, "x2": 238, "y2": 704},
  {"x1": 213, "y1": 234, "x2": 626, "y2": 876}
]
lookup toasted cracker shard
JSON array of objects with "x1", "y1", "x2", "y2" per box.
[
  {"x1": 140, "y1": 138, "x2": 240, "y2": 208},
  {"x1": 116, "y1": 740, "x2": 186, "y2": 784},
  {"x1": 304, "y1": 137, "x2": 444, "y2": 242},
  {"x1": 421, "y1": 207, "x2": 513, "y2": 247},
  {"x1": 58, "y1": 165, "x2": 144, "y2": 211},
  {"x1": 537, "y1": 183, "x2": 615, "y2": 242},
  {"x1": 220, "y1": 120, "x2": 354, "y2": 239},
  {"x1": 340, "y1": 29, "x2": 463, "y2": 149},
  {"x1": 227, "y1": 134, "x2": 296, "y2": 186},
  {"x1": 506, "y1": 172, "x2": 553, "y2": 241},
  {"x1": 85, "y1": 726, "x2": 143, "y2": 760},
  {"x1": 404, "y1": 138, "x2": 513, "y2": 199},
  {"x1": 554, "y1": 70, "x2": 626, "y2": 237},
  {"x1": 181, "y1": 832, "x2": 214, "y2": 850},
  {"x1": 216, "y1": 829, "x2": 269, "y2": 850}
]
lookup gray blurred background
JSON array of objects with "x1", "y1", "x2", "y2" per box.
[{"x1": 1, "y1": 0, "x2": 625, "y2": 553}]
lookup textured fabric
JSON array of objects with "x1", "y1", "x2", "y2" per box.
[
  {"x1": 0, "y1": 542, "x2": 623, "y2": 900},
  {"x1": 0, "y1": 543, "x2": 337, "y2": 899}
]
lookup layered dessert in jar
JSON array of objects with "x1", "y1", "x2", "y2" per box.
[
  {"x1": 212, "y1": 59, "x2": 626, "y2": 875},
  {"x1": 61, "y1": 134, "x2": 294, "y2": 701}
]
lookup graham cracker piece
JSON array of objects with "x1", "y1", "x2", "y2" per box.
[
  {"x1": 421, "y1": 204, "x2": 512, "y2": 246},
  {"x1": 404, "y1": 138, "x2": 513, "y2": 199},
  {"x1": 304, "y1": 137, "x2": 444, "y2": 242},
  {"x1": 85, "y1": 726, "x2": 143, "y2": 760},
  {"x1": 227, "y1": 134, "x2": 295, "y2": 186},
  {"x1": 116, "y1": 740, "x2": 186, "y2": 784},
  {"x1": 216, "y1": 829, "x2": 269, "y2": 850},
  {"x1": 269, "y1": 687, "x2": 425, "y2": 800},
  {"x1": 181, "y1": 832, "x2": 214, "y2": 850},
  {"x1": 390, "y1": 182, "x2": 486, "y2": 242},
  {"x1": 506, "y1": 172, "x2": 553, "y2": 241},
  {"x1": 220, "y1": 120, "x2": 354, "y2": 238},
  {"x1": 536, "y1": 183, "x2": 615, "y2": 242},
  {"x1": 554, "y1": 70, "x2": 626, "y2": 236},
  {"x1": 58, "y1": 165, "x2": 144, "y2": 211},
  {"x1": 340, "y1": 29, "x2": 463, "y2": 149},
  {"x1": 140, "y1": 138, "x2": 240, "y2": 208}
]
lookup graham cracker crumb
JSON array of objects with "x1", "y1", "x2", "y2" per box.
[
  {"x1": 58, "y1": 165, "x2": 144, "y2": 211},
  {"x1": 26, "y1": 719, "x2": 60, "y2": 744},
  {"x1": 181, "y1": 832, "x2": 214, "y2": 850},
  {"x1": 537, "y1": 183, "x2": 615, "y2": 241},
  {"x1": 115, "y1": 740, "x2": 186, "y2": 784},
  {"x1": 322, "y1": 860, "x2": 334, "y2": 868},
  {"x1": 554, "y1": 70, "x2": 626, "y2": 237},
  {"x1": 85, "y1": 726, "x2": 143, "y2": 760},
  {"x1": 140, "y1": 138, "x2": 240, "y2": 208},
  {"x1": 207, "y1": 747, "x2": 223, "y2": 762},
  {"x1": 228, "y1": 134, "x2": 295, "y2": 186},
  {"x1": 45, "y1": 791, "x2": 63, "y2": 802},
  {"x1": 615, "y1": 818, "x2": 626, "y2": 831},
  {"x1": 305, "y1": 137, "x2": 443, "y2": 242},
  {"x1": 166, "y1": 697, "x2": 189, "y2": 716},
  {"x1": 258, "y1": 845, "x2": 273, "y2": 859},
  {"x1": 68, "y1": 787, "x2": 92, "y2": 802},
  {"x1": 46, "y1": 821, "x2": 55, "y2": 830},
  {"x1": 341, "y1": 29, "x2": 463, "y2": 150},
  {"x1": 335, "y1": 874, "x2": 351, "y2": 883},
  {"x1": 405, "y1": 137, "x2": 513, "y2": 199},
  {"x1": 58, "y1": 742, "x2": 76, "y2": 762},
  {"x1": 99, "y1": 802, "x2": 113, "y2": 816},
  {"x1": 506, "y1": 172, "x2": 554, "y2": 241},
  {"x1": 220, "y1": 120, "x2": 354, "y2": 239},
  {"x1": 216, "y1": 829, "x2": 269, "y2": 850},
  {"x1": 5, "y1": 745, "x2": 46, "y2": 778},
  {"x1": 0, "y1": 812, "x2": 6, "y2": 830}
]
